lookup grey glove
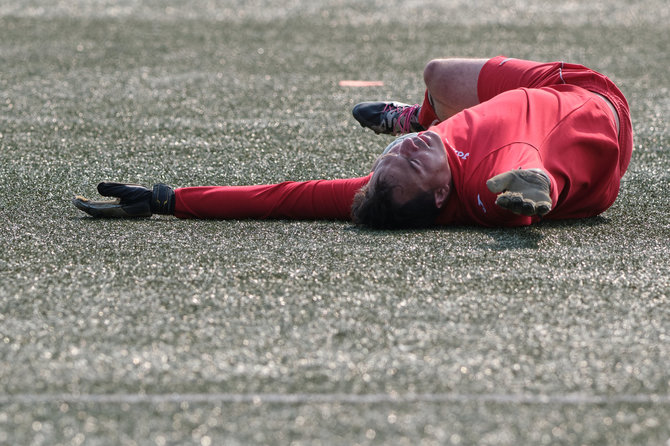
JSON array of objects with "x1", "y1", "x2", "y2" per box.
[
  {"x1": 486, "y1": 168, "x2": 552, "y2": 217},
  {"x1": 73, "y1": 182, "x2": 174, "y2": 217}
]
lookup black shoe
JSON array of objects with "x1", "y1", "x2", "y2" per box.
[
  {"x1": 73, "y1": 182, "x2": 175, "y2": 217},
  {"x1": 352, "y1": 101, "x2": 425, "y2": 135}
]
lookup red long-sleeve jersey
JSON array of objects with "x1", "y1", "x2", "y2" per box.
[{"x1": 433, "y1": 84, "x2": 626, "y2": 227}]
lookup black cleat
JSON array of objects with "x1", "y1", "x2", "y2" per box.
[{"x1": 352, "y1": 101, "x2": 425, "y2": 135}]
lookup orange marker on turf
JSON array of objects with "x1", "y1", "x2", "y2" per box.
[{"x1": 339, "y1": 80, "x2": 385, "y2": 87}]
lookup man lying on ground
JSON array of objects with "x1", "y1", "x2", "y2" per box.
[{"x1": 73, "y1": 56, "x2": 632, "y2": 229}]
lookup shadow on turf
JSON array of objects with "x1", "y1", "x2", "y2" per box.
[
  {"x1": 478, "y1": 216, "x2": 610, "y2": 251},
  {"x1": 72, "y1": 214, "x2": 610, "y2": 252}
]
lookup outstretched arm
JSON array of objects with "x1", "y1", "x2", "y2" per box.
[
  {"x1": 74, "y1": 176, "x2": 372, "y2": 221},
  {"x1": 174, "y1": 176, "x2": 371, "y2": 220}
]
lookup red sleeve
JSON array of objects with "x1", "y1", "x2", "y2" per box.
[{"x1": 173, "y1": 175, "x2": 372, "y2": 220}]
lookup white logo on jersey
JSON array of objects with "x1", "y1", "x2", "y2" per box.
[
  {"x1": 454, "y1": 149, "x2": 469, "y2": 160},
  {"x1": 477, "y1": 194, "x2": 487, "y2": 213}
]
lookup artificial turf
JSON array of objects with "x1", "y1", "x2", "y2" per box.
[{"x1": 1, "y1": 1, "x2": 669, "y2": 444}]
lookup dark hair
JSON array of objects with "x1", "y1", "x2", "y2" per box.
[{"x1": 350, "y1": 178, "x2": 440, "y2": 229}]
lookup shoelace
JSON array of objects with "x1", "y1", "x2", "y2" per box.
[{"x1": 383, "y1": 103, "x2": 421, "y2": 134}]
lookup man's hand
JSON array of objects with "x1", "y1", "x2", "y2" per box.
[
  {"x1": 486, "y1": 168, "x2": 552, "y2": 217},
  {"x1": 73, "y1": 182, "x2": 174, "y2": 217}
]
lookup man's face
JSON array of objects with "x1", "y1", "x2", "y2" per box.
[{"x1": 370, "y1": 131, "x2": 452, "y2": 206}]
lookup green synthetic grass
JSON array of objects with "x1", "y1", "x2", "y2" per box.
[{"x1": 1, "y1": 1, "x2": 669, "y2": 444}]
